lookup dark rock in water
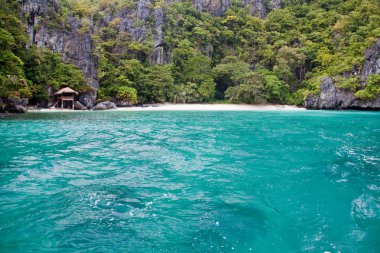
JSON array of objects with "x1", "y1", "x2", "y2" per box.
[
  {"x1": 74, "y1": 101, "x2": 86, "y2": 110},
  {"x1": 0, "y1": 98, "x2": 29, "y2": 113},
  {"x1": 93, "y1": 101, "x2": 117, "y2": 110},
  {"x1": 79, "y1": 92, "x2": 96, "y2": 109},
  {"x1": 304, "y1": 77, "x2": 380, "y2": 110}
]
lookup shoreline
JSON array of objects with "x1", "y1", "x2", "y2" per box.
[{"x1": 28, "y1": 104, "x2": 306, "y2": 112}]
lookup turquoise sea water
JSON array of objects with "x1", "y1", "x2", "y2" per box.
[{"x1": 0, "y1": 110, "x2": 379, "y2": 252}]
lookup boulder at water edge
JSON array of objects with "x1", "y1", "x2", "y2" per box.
[
  {"x1": 0, "y1": 98, "x2": 29, "y2": 113},
  {"x1": 93, "y1": 101, "x2": 117, "y2": 110},
  {"x1": 74, "y1": 101, "x2": 87, "y2": 110},
  {"x1": 304, "y1": 77, "x2": 380, "y2": 110},
  {"x1": 79, "y1": 92, "x2": 96, "y2": 109}
]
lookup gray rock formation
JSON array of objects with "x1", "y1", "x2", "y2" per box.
[
  {"x1": 74, "y1": 101, "x2": 87, "y2": 110},
  {"x1": 21, "y1": 0, "x2": 50, "y2": 46},
  {"x1": 93, "y1": 101, "x2": 117, "y2": 110},
  {"x1": 243, "y1": 0, "x2": 266, "y2": 19},
  {"x1": 269, "y1": 0, "x2": 282, "y2": 10},
  {"x1": 0, "y1": 98, "x2": 29, "y2": 113},
  {"x1": 192, "y1": 0, "x2": 281, "y2": 17},
  {"x1": 361, "y1": 38, "x2": 380, "y2": 83},
  {"x1": 22, "y1": 0, "x2": 99, "y2": 89},
  {"x1": 151, "y1": 7, "x2": 165, "y2": 64},
  {"x1": 118, "y1": 0, "x2": 150, "y2": 42},
  {"x1": 241, "y1": 0, "x2": 282, "y2": 18},
  {"x1": 137, "y1": 0, "x2": 150, "y2": 20},
  {"x1": 62, "y1": 33, "x2": 99, "y2": 88},
  {"x1": 304, "y1": 77, "x2": 380, "y2": 110},
  {"x1": 193, "y1": 0, "x2": 232, "y2": 16},
  {"x1": 79, "y1": 92, "x2": 96, "y2": 109},
  {"x1": 305, "y1": 39, "x2": 380, "y2": 110}
]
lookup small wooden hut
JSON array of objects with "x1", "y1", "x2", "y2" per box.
[{"x1": 54, "y1": 87, "x2": 78, "y2": 109}]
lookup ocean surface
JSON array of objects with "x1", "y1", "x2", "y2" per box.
[{"x1": 0, "y1": 110, "x2": 379, "y2": 252}]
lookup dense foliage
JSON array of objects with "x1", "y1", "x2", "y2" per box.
[
  {"x1": 0, "y1": 0, "x2": 379, "y2": 105},
  {"x1": 0, "y1": 0, "x2": 86, "y2": 103}
]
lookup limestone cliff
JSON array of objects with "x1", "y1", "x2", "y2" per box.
[
  {"x1": 361, "y1": 39, "x2": 380, "y2": 83},
  {"x1": 21, "y1": 0, "x2": 99, "y2": 88},
  {"x1": 304, "y1": 77, "x2": 380, "y2": 110},
  {"x1": 193, "y1": 0, "x2": 231, "y2": 16},
  {"x1": 20, "y1": 0, "x2": 284, "y2": 89},
  {"x1": 243, "y1": 0, "x2": 266, "y2": 19},
  {"x1": 193, "y1": 0, "x2": 282, "y2": 18},
  {"x1": 151, "y1": 7, "x2": 166, "y2": 64},
  {"x1": 304, "y1": 39, "x2": 380, "y2": 110},
  {"x1": 19, "y1": 0, "x2": 378, "y2": 110}
]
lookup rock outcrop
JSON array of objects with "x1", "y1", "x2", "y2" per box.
[
  {"x1": 20, "y1": 0, "x2": 279, "y2": 88},
  {"x1": 305, "y1": 39, "x2": 380, "y2": 110},
  {"x1": 93, "y1": 101, "x2": 117, "y2": 110},
  {"x1": 361, "y1": 38, "x2": 380, "y2": 83},
  {"x1": 79, "y1": 92, "x2": 96, "y2": 109},
  {"x1": 0, "y1": 98, "x2": 29, "y2": 113},
  {"x1": 74, "y1": 101, "x2": 87, "y2": 110},
  {"x1": 304, "y1": 77, "x2": 380, "y2": 110},
  {"x1": 19, "y1": 0, "x2": 378, "y2": 110},
  {"x1": 21, "y1": 0, "x2": 99, "y2": 88},
  {"x1": 193, "y1": 0, "x2": 231, "y2": 16},
  {"x1": 268, "y1": 0, "x2": 282, "y2": 10},
  {"x1": 241, "y1": 0, "x2": 282, "y2": 18},
  {"x1": 151, "y1": 7, "x2": 165, "y2": 64},
  {"x1": 243, "y1": 0, "x2": 266, "y2": 19}
]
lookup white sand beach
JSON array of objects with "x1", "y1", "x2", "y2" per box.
[
  {"x1": 29, "y1": 103, "x2": 305, "y2": 112},
  {"x1": 116, "y1": 103, "x2": 305, "y2": 111}
]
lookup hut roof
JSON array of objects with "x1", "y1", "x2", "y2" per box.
[{"x1": 54, "y1": 87, "x2": 78, "y2": 95}]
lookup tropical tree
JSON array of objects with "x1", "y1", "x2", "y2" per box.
[
  {"x1": 116, "y1": 86, "x2": 138, "y2": 105},
  {"x1": 136, "y1": 65, "x2": 174, "y2": 103},
  {"x1": 273, "y1": 46, "x2": 306, "y2": 90},
  {"x1": 225, "y1": 72, "x2": 266, "y2": 104}
]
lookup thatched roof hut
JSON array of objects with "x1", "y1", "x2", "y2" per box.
[
  {"x1": 54, "y1": 87, "x2": 78, "y2": 95},
  {"x1": 54, "y1": 87, "x2": 78, "y2": 109}
]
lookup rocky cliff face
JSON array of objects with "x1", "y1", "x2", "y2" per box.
[
  {"x1": 20, "y1": 0, "x2": 284, "y2": 89},
  {"x1": 305, "y1": 39, "x2": 380, "y2": 110},
  {"x1": 193, "y1": 0, "x2": 231, "y2": 16},
  {"x1": 22, "y1": 0, "x2": 99, "y2": 88},
  {"x1": 361, "y1": 39, "x2": 380, "y2": 83},
  {"x1": 304, "y1": 77, "x2": 380, "y2": 110},
  {"x1": 193, "y1": 0, "x2": 282, "y2": 17},
  {"x1": 151, "y1": 7, "x2": 166, "y2": 64},
  {"x1": 20, "y1": 0, "x2": 378, "y2": 110},
  {"x1": 243, "y1": 0, "x2": 266, "y2": 19},
  {"x1": 119, "y1": 0, "x2": 150, "y2": 42}
]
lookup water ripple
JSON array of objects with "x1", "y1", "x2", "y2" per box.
[{"x1": 0, "y1": 111, "x2": 379, "y2": 252}]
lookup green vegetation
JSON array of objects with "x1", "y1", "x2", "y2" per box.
[
  {"x1": 0, "y1": 0, "x2": 379, "y2": 105},
  {"x1": 0, "y1": 0, "x2": 86, "y2": 103},
  {"x1": 0, "y1": 0, "x2": 28, "y2": 98},
  {"x1": 355, "y1": 75, "x2": 380, "y2": 100}
]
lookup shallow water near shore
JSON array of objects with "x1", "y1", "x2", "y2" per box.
[{"x1": 1, "y1": 110, "x2": 379, "y2": 252}]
